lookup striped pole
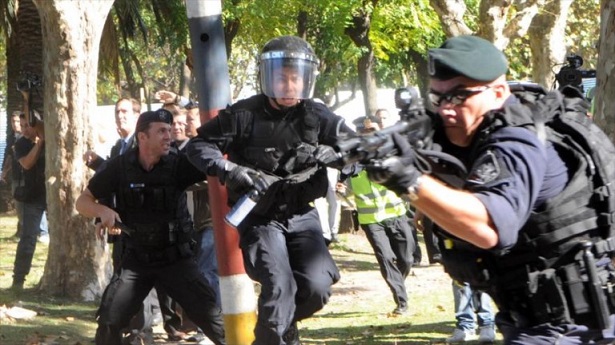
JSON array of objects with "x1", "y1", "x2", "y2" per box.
[{"x1": 185, "y1": 1, "x2": 257, "y2": 343}]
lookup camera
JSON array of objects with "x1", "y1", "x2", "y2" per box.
[
  {"x1": 555, "y1": 54, "x2": 595, "y2": 93},
  {"x1": 16, "y1": 73, "x2": 42, "y2": 92}
]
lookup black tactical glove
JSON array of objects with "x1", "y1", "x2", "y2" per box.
[
  {"x1": 365, "y1": 132, "x2": 421, "y2": 196},
  {"x1": 216, "y1": 161, "x2": 255, "y2": 193},
  {"x1": 314, "y1": 144, "x2": 343, "y2": 168},
  {"x1": 218, "y1": 160, "x2": 273, "y2": 195}
]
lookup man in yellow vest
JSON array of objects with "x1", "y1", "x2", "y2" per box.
[{"x1": 348, "y1": 119, "x2": 416, "y2": 315}]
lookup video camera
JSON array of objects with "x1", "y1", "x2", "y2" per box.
[
  {"x1": 16, "y1": 72, "x2": 42, "y2": 92},
  {"x1": 555, "y1": 54, "x2": 595, "y2": 93},
  {"x1": 333, "y1": 86, "x2": 433, "y2": 166}
]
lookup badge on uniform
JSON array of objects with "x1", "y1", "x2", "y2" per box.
[{"x1": 467, "y1": 150, "x2": 500, "y2": 185}]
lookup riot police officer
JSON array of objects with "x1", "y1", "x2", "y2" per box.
[
  {"x1": 187, "y1": 35, "x2": 352, "y2": 345},
  {"x1": 76, "y1": 109, "x2": 225, "y2": 345},
  {"x1": 367, "y1": 35, "x2": 615, "y2": 344}
]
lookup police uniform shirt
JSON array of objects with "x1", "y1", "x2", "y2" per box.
[
  {"x1": 86, "y1": 148, "x2": 207, "y2": 214},
  {"x1": 435, "y1": 100, "x2": 568, "y2": 250}
]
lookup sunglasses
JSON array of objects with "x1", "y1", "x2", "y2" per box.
[{"x1": 428, "y1": 86, "x2": 492, "y2": 108}]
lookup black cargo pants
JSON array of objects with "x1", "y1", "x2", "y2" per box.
[
  {"x1": 238, "y1": 207, "x2": 341, "y2": 345},
  {"x1": 95, "y1": 254, "x2": 225, "y2": 345}
]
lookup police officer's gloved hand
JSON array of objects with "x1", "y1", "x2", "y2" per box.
[
  {"x1": 314, "y1": 145, "x2": 343, "y2": 168},
  {"x1": 365, "y1": 132, "x2": 421, "y2": 196},
  {"x1": 217, "y1": 161, "x2": 257, "y2": 194}
]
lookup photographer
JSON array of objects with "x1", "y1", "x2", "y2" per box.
[{"x1": 11, "y1": 112, "x2": 46, "y2": 291}]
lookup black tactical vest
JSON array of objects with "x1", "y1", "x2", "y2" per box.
[
  {"x1": 222, "y1": 96, "x2": 328, "y2": 215},
  {"x1": 228, "y1": 97, "x2": 321, "y2": 176},
  {"x1": 115, "y1": 151, "x2": 193, "y2": 251}
]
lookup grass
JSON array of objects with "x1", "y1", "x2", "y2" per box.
[
  {"x1": 0, "y1": 212, "x2": 501, "y2": 344},
  {"x1": 0, "y1": 214, "x2": 99, "y2": 345}
]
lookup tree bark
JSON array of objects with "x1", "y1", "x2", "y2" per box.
[
  {"x1": 593, "y1": 0, "x2": 615, "y2": 142},
  {"x1": 32, "y1": 0, "x2": 114, "y2": 300},
  {"x1": 527, "y1": 0, "x2": 572, "y2": 88},
  {"x1": 17, "y1": 0, "x2": 44, "y2": 115},
  {"x1": 0, "y1": 5, "x2": 24, "y2": 213},
  {"x1": 429, "y1": 0, "x2": 472, "y2": 37}
]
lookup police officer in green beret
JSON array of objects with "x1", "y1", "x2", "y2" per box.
[
  {"x1": 366, "y1": 35, "x2": 615, "y2": 344},
  {"x1": 76, "y1": 109, "x2": 226, "y2": 345}
]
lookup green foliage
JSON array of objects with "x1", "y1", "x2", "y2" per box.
[
  {"x1": 97, "y1": 0, "x2": 189, "y2": 104},
  {"x1": 371, "y1": 0, "x2": 444, "y2": 87},
  {"x1": 566, "y1": 0, "x2": 600, "y2": 69},
  {"x1": 93, "y1": 0, "x2": 599, "y2": 106}
]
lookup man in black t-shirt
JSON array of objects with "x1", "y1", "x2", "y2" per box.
[{"x1": 11, "y1": 114, "x2": 46, "y2": 290}]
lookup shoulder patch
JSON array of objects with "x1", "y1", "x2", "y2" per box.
[{"x1": 467, "y1": 150, "x2": 500, "y2": 185}]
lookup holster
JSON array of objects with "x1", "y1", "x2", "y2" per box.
[{"x1": 498, "y1": 255, "x2": 615, "y2": 330}]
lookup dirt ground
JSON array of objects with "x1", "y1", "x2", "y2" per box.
[{"x1": 150, "y1": 231, "x2": 453, "y2": 344}]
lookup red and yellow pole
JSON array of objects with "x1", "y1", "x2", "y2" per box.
[{"x1": 185, "y1": 1, "x2": 257, "y2": 343}]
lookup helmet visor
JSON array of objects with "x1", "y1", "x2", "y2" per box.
[{"x1": 260, "y1": 51, "x2": 319, "y2": 100}]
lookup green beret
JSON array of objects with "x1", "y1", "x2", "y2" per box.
[
  {"x1": 428, "y1": 35, "x2": 508, "y2": 82},
  {"x1": 136, "y1": 108, "x2": 173, "y2": 132}
]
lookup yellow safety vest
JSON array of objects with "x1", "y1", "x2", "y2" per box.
[{"x1": 350, "y1": 171, "x2": 407, "y2": 224}]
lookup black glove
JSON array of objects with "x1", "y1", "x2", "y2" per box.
[
  {"x1": 314, "y1": 145, "x2": 343, "y2": 168},
  {"x1": 365, "y1": 132, "x2": 421, "y2": 196},
  {"x1": 216, "y1": 161, "x2": 255, "y2": 193},
  {"x1": 218, "y1": 160, "x2": 272, "y2": 195}
]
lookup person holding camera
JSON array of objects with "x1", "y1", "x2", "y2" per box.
[
  {"x1": 366, "y1": 35, "x2": 615, "y2": 343},
  {"x1": 11, "y1": 112, "x2": 46, "y2": 291}
]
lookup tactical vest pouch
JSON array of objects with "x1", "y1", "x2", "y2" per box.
[
  {"x1": 240, "y1": 146, "x2": 281, "y2": 173},
  {"x1": 527, "y1": 268, "x2": 571, "y2": 325},
  {"x1": 557, "y1": 256, "x2": 614, "y2": 329}
]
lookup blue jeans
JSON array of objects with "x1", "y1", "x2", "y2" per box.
[
  {"x1": 453, "y1": 281, "x2": 495, "y2": 331},
  {"x1": 40, "y1": 211, "x2": 48, "y2": 237},
  {"x1": 195, "y1": 227, "x2": 220, "y2": 306},
  {"x1": 13, "y1": 201, "x2": 46, "y2": 282}
]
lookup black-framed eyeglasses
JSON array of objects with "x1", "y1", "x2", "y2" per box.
[{"x1": 428, "y1": 86, "x2": 492, "y2": 108}]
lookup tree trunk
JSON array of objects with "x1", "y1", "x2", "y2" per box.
[
  {"x1": 345, "y1": 10, "x2": 379, "y2": 119},
  {"x1": 593, "y1": 0, "x2": 615, "y2": 142},
  {"x1": 429, "y1": 0, "x2": 472, "y2": 37},
  {"x1": 17, "y1": 0, "x2": 44, "y2": 115},
  {"x1": 33, "y1": 0, "x2": 114, "y2": 300},
  {"x1": 528, "y1": 0, "x2": 572, "y2": 89},
  {"x1": 0, "y1": 10, "x2": 24, "y2": 213}
]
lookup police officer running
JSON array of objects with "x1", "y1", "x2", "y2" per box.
[
  {"x1": 365, "y1": 35, "x2": 615, "y2": 344},
  {"x1": 187, "y1": 35, "x2": 352, "y2": 345},
  {"x1": 76, "y1": 109, "x2": 225, "y2": 345}
]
